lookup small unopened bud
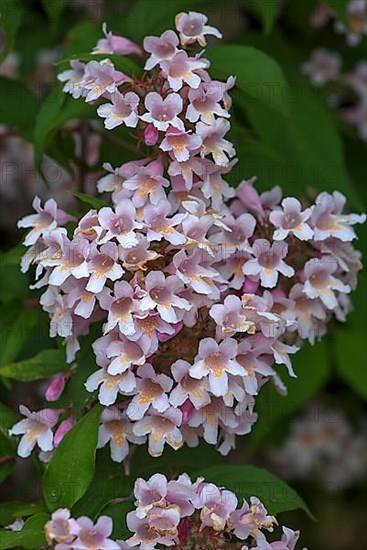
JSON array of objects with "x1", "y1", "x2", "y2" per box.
[
  {"x1": 144, "y1": 124, "x2": 159, "y2": 146},
  {"x1": 45, "y1": 374, "x2": 66, "y2": 402}
]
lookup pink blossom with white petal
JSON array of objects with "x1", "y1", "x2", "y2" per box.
[
  {"x1": 126, "y1": 363, "x2": 172, "y2": 420},
  {"x1": 270, "y1": 198, "x2": 314, "y2": 241},
  {"x1": 133, "y1": 406, "x2": 183, "y2": 456},
  {"x1": 141, "y1": 92, "x2": 184, "y2": 131},
  {"x1": 160, "y1": 51, "x2": 208, "y2": 92},
  {"x1": 160, "y1": 126, "x2": 202, "y2": 162},
  {"x1": 175, "y1": 11, "x2": 222, "y2": 46},
  {"x1": 97, "y1": 91, "x2": 140, "y2": 129},
  {"x1": 190, "y1": 338, "x2": 245, "y2": 397},
  {"x1": 243, "y1": 239, "x2": 295, "y2": 288},
  {"x1": 140, "y1": 271, "x2": 191, "y2": 323},
  {"x1": 143, "y1": 30, "x2": 179, "y2": 70},
  {"x1": 302, "y1": 258, "x2": 351, "y2": 309},
  {"x1": 9, "y1": 406, "x2": 60, "y2": 458}
]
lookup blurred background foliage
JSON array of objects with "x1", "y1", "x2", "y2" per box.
[{"x1": 0, "y1": 1, "x2": 366, "y2": 549}]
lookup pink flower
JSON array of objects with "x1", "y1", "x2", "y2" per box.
[
  {"x1": 45, "y1": 374, "x2": 66, "y2": 402},
  {"x1": 190, "y1": 338, "x2": 245, "y2": 397},
  {"x1": 160, "y1": 126, "x2": 202, "y2": 162},
  {"x1": 86, "y1": 243, "x2": 123, "y2": 293},
  {"x1": 126, "y1": 507, "x2": 180, "y2": 548},
  {"x1": 18, "y1": 196, "x2": 72, "y2": 246},
  {"x1": 229, "y1": 497, "x2": 275, "y2": 541},
  {"x1": 172, "y1": 249, "x2": 219, "y2": 296},
  {"x1": 243, "y1": 239, "x2": 295, "y2": 288},
  {"x1": 196, "y1": 118, "x2": 236, "y2": 166},
  {"x1": 302, "y1": 258, "x2": 350, "y2": 309},
  {"x1": 210, "y1": 294, "x2": 257, "y2": 338},
  {"x1": 160, "y1": 51, "x2": 208, "y2": 92},
  {"x1": 133, "y1": 407, "x2": 183, "y2": 456},
  {"x1": 195, "y1": 482, "x2": 238, "y2": 531},
  {"x1": 98, "y1": 201, "x2": 141, "y2": 248},
  {"x1": 72, "y1": 516, "x2": 120, "y2": 550},
  {"x1": 311, "y1": 191, "x2": 366, "y2": 241},
  {"x1": 94, "y1": 23, "x2": 142, "y2": 56},
  {"x1": 45, "y1": 236, "x2": 90, "y2": 287},
  {"x1": 270, "y1": 198, "x2": 314, "y2": 241},
  {"x1": 97, "y1": 91, "x2": 140, "y2": 129},
  {"x1": 45, "y1": 509, "x2": 80, "y2": 545},
  {"x1": 140, "y1": 92, "x2": 184, "y2": 131},
  {"x1": 57, "y1": 60, "x2": 86, "y2": 99},
  {"x1": 187, "y1": 81, "x2": 231, "y2": 124},
  {"x1": 175, "y1": 11, "x2": 222, "y2": 46},
  {"x1": 101, "y1": 280, "x2": 137, "y2": 335},
  {"x1": 126, "y1": 363, "x2": 173, "y2": 420},
  {"x1": 84, "y1": 59, "x2": 130, "y2": 102},
  {"x1": 85, "y1": 367, "x2": 136, "y2": 406},
  {"x1": 98, "y1": 407, "x2": 144, "y2": 463},
  {"x1": 124, "y1": 159, "x2": 170, "y2": 207},
  {"x1": 143, "y1": 30, "x2": 179, "y2": 70},
  {"x1": 140, "y1": 271, "x2": 191, "y2": 323},
  {"x1": 144, "y1": 199, "x2": 186, "y2": 245},
  {"x1": 106, "y1": 337, "x2": 148, "y2": 375},
  {"x1": 9, "y1": 406, "x2": 59, "y2": 458},
  {"x1": 170, "y1": 359, "x2": 211, "y2": 409}
]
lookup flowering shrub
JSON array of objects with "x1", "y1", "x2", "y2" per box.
[{"x1": 0, "y1": 2, "x2": 366, "y2": 549}]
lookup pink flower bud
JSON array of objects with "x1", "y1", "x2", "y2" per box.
[
  {"x1": 242, "y1": 277, "x2": 259, "y2": 294},
  {"x1": 54, "y1": 417, "x2": 74, "y2": 447},
  {"x1": 177, "y1": 518, "x2": 189, "y2": 542},
  {"x1": 180, "y1": 399, "x2": 194, "y2": 425},
  {"x1": 45, "y1": 374, "x2": 66, "y2": 402},
  {"x1": 144, "y1": 124, "x2": 159, "y2": 146},
  {"x1": 237, "y1": 177, "x2": 264, "y2": 218}
]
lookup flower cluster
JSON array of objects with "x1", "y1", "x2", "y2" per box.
[
  {"x1": 302, "y1": 51, "x2": 367, "y2": 141},
  {"x1": 270, "y1": 401, "x2": 367, "y2": 492},
  {"x1": 43, "y1": 473, "x2": 303, "y2": 549},
  {"x1": 310, "y1": 0, "x2": 367, "y2": 46},
  {"x1": 12, "y1": 12, "x2": 365, "y2": 463}
]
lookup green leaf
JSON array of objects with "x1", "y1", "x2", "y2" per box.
[
  {"x1": 41, "y1": 0, "x2": 68, "y2": 23},
  {"x1": 197, "y1": 464, "x2": 312, "y2": 516},
  {"x1": 335, "y1": 331, "x2": 367, "y2": 400},
  {"x1": 0, "y1": 0, "x2": 22, "y2": 62},
  {"x1": 72, "y1": 449, "x2": 133, "y2": 518},
  {"x1": 0, "y1": 513, "x2": 49, "y2": 550},
  {"x1": 0, "y1": 303, "x2": 38, "y2": 367},
  {"x1": 125, "y1": 0, "x2": 209, "y2": 42},
  {"x1": 243, "y1": 0, "x2": 280, "y2": 34},
  {"x1": 248, "y1": 341, "x2": 331, "y2": 448},
  {"x1": 68, "y1": 324, "x2": 102, "y2": 420},
  {"x1": 63, "y1": 22, "x2": 103, "y2": 57},
  {"x1": 207, "y1": 45, "x2": 289, "y2": 114},
  {"x1": 33, "y1": 84, "x2": 98, "y2": 173},
  {"x1": 0, "y1": 349, "x2": 67, "y2": 381},
  {"x1": 0, "y1": 77, "x2": 40, "y2": 140},
  {"x1": 0, "y1": 263, "x2": 28, "y2": 304},
  {"x1": 43, "y1": 404, "x2": 102, "y2": 511},
  {"x1": 102, "y1": 502, "x2": 134, "y2": 539},
  {"x1": 71, "y1": 191, "x2": 106, "y2": 210},
  {"x1": 0, "y1": 502, "x2": 46, "y2": 528},
  {"x1": 131, "y1": 442, "x2": 222, "y2": 480},
  {"x1": 0, "y1": 402, "x2": 18, "y2": 431}
]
